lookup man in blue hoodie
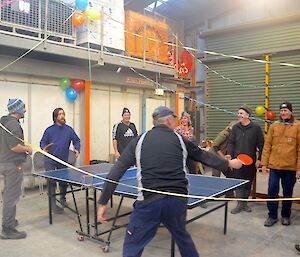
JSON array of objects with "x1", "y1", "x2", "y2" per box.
[
  {"x1": 40, "y1": 108, "x2": 80, "y2": 214},
  {"x1": 0, "y1": 99, "x2": 32, "y2": 239}
]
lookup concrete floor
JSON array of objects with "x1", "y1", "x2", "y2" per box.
[{"x1": 1, "y1": 173, "x2": 300, "y2": 257}]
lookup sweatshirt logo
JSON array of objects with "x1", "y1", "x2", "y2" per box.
[{"x1": 124, "y1": 128, "x2": 134, "y2": 137}]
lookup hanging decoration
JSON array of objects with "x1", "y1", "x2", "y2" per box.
[
  {"x1": 72, "y1": 12, "x2": 85, "y2": 27},
  {"x1": 255, "y1": 105, "x2": 267, "y2": 115},
  {"x1": 167, "y1": 47, "x2": 193, "y2": 78},
  {"x1": 59, "y1": 78, "x2": 71, "y2": 90},
  {"x1": 75, "y1": 0, "x2": 88, "y2": 11},
  {"x1": 70, "y1": 79, "x2": 85, "y2": 93},
  {"x1": 65, "y1": 87, "x2": 78, "y2": 102},
  {"x1": 85, "y1": 7, "x2": 101, "y2": 21},
  {"x1": 71, "y1": 1, "x2": 102, "y2": 29},
  {"x1": 59, "y1": 78, "x2": 85, "y2": 102},
  {"x1": 266, "y1": 111, "x2": 276, "y2": 120}
]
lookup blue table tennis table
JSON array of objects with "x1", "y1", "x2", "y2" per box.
[{"x1": 34, "y1": 163, "x2": 248, "y2": 256}]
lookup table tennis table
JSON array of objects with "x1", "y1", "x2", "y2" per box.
[{"x1": 34, "y1": 163, "x2": 248, "y2": 256}]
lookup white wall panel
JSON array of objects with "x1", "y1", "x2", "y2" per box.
[
  {"x1": 145, "y1": 98, "x2": 166, "y2": 131},
  {"x1": 30, "y1": 84, "x2": 76, "y2": 151},
  {"x1": 90, "y1": 89, "x2": 110, "y2": 161}
]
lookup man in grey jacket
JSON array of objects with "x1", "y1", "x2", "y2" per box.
[{"x1": 0, "y1": 99, "x2": 32, "y2": 239}]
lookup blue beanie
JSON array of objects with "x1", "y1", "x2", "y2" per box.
[{"x1": 7, "y1": 99, "x2": 25, "y2": 115}]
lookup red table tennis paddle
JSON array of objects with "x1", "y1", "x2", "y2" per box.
[{"x1": 237, "y1": 154, "x2": 253, "y2": 166}]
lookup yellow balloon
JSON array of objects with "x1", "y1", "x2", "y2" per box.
[
  {"x1": 255, "y1": 105, "x2": 266, "y2": 115},
  {"x1": 85, "y1": 7, "x2": 101, "y2": 21}
]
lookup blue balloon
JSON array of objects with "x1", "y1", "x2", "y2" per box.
[
  {"x1": 65, "y1": 87, "x2": 78, "y2": 101},
  {"x1": 75, "y1": 0, "x2": 88, "y2": 11}
]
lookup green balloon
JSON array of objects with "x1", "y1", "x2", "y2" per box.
[{"x1": 59, "y1": 78, "x2": 70, "y2": 90}]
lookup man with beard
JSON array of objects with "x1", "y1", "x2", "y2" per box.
[
  {"x1": 40, "y1": 108, "x2": 80, "y2": 213},
  {"x1": 0, "y1": 99, "x2": 32, "y2": 239}
]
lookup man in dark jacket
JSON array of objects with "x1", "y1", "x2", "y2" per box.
[
  {"x1": 227, "y1": 105, "x2": 264, "y2": 214},
  {"x1": 0, "y1": 99, "x2": 32, "y2": 239},
  {"x1": 97, "y1": 106, "x2": 243, "y2": 257}
]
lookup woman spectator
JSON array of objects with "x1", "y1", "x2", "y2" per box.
[{"x1": 174, "y1": 112, "x2": 198, "y2": 174}]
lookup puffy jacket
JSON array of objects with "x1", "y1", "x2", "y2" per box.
[
  {"x1": 261, "y1": 117, "x2": 300, "y2": 171},
  {"x1": 211, "y1": 127, "x2": 231, "y2": 154}
]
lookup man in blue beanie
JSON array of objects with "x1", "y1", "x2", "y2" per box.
[{"x1": 0, "y1": 99, "x2": 32, "y2": 239}]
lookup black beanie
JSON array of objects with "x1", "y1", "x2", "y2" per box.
[
  {"x1": 122, "y1": 107, "x2": 130, "y2": 116},
  {"x1": 279, "y1": 102, "x2": 293, "y2": 112},
  {"x1": 52, "y1": 108, "x2": 64, "y2": 123}
]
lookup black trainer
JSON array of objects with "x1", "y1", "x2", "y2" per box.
[
  {"x1": 231, "y1": 202, "x2": 244, "y2": 214},
  {"x1": 60, "y1": 199, "x2": 68, "y2": 208},
  {"x1": 243, "y1": 204, "x2": 252, "y2": 213},
  {"x1": 264, "y1": 217, "x2": 278, "y2": 227},
  {"x1": 53, "y1": 205, "x2": 64, "y2": 214},
  {"x1": 281, "y1": 217, "x2": 291, "y2": 226},
  {"x1": 1, "y1": 228, "x2": 27, "y2": 240}
]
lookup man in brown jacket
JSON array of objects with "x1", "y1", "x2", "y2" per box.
[{"x1": 262, "y1": 102, "x2": 300, "y2": 227}]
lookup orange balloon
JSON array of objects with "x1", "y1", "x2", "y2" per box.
[{"x1": 72, "y1": 12, "x2": 85, "y2": 27}]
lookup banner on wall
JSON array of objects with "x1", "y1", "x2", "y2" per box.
[{"x1": 168, "y1": 47, "x2": 193, "y2": 78}]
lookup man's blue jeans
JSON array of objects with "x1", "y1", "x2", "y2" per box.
[
  {"x1": 123, "y1": 196, "x2": 199, "y2": 257},
  {"x1": 267, "y1": 169, "x2": 296, "y2": 219}
]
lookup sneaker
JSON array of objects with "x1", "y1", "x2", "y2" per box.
[
  {"x1": 281, "y1": 217, "x2": 291, "y2": 226},
  {"x1": 53, "y1": 205, "x2": 64, "y2": 214},
  {"x1": 1, "y1": 228, "x2": 27, "y2": 240},
  {"x1": 264, "y1": 217, "x2": 278, "y2": 227},
  {"x1": 295, "y1": 244, "x2": 300, "y2": 252},
  {"x1": 231, "y1": 203, "x2": 244, "y2": 214},
  {"x1": 60, "y1": 199, "x2": 68, "y2": 208},
  {"x1": 243, "y1": 204, "x2": 252, "y2": 213}
]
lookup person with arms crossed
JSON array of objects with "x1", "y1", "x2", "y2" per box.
[
  {"x1": 98, "y1": 106, "x2": 242, "y2": 257},
  {"x1": 40, "y1": 107, "x2": 80, "y2": 214},
  {"x1": 0, "y1": 99, "x2": 32, "y2": 239}
]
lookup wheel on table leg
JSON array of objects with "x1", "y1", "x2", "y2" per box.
[
  {"x1": 77, "y1": 235, "x2": 84, "y2": 241},
  {"x1": 102, "y1": 245, "x2": 109, "y2": 252}
]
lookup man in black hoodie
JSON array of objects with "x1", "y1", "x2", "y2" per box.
[
  {"x1": 0, "y1": 99, "x2": 32, "y2": 239},
  {"x1": 227, "y1": 105, "x2": 264, "y2": 214}
]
